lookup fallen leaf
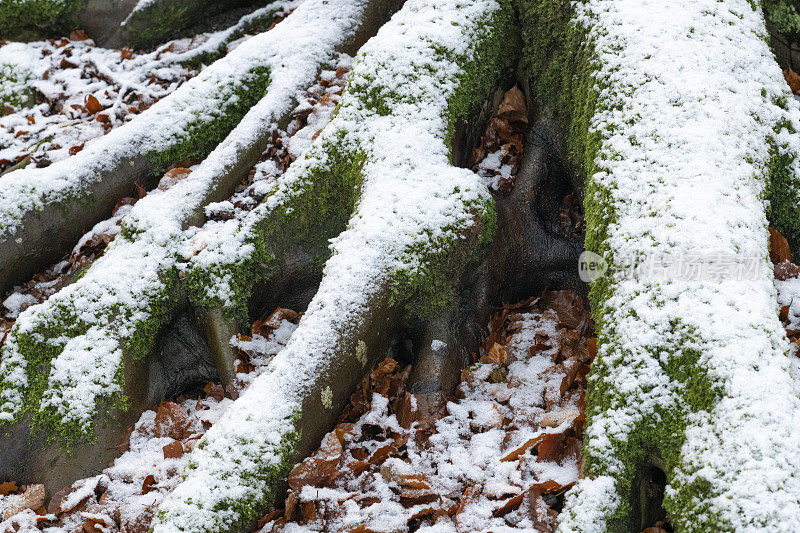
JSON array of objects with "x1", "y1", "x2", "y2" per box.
[
  {"x1": 0, "y1": 481, "x2": 17, "y2": 495},
  {"x1": 587, "y1": 337, "x2": 597, "y2": 359},
  {"x1": 141, "y1": 474, "x2": 156, "y2": 494},
  {"x1": 121, "y1": 47, "x2": 134, "y2": 60},
  {"x1": 203, "y1": 381, "x2": 225, "y2": 401},
  {"x1": 257, "y1": 509, "x2": 283, "y2": 529},
  {"x1": 3, "y1": 484, "x2": 45, "y2": 520},
  {"x1": 85, "y1": 94, "x2": 103, "y2": 114},
  {"x1": 770, "y1": 227, "x2": 792, "y2": 264},
  {"x1": 785, "y1": 68, "x2": 800, "y2": 95},
  {"x1": 775, "y1": 260, "x2": 800, "y2": 280},
  {"x1": 153, "y1": 401, "x2": 191, "y2": 440},
  {"x1": 162, "y1": 441, "x2": 183, "y2": 459},
  {"x1": 480, "y1": 342, "x2": 507, "y2": 365},
  {"x1": 529, "y1": 479, "x2": 575, "y2": 494},
  {"x1": 69, "y1": 144, "x2": 84, "y2": 156},
  {"x1": 288, "y1": 434, "x2": 341, "y2": 491},
  {"x1": 492, "y1": 492, "x2": 524, "y2": 517},
  {"x1": 500, "y1": 433, "x2": 548, "y2": 462},
  {"x1": 69, "y1": 29, "x2": 89, "y2": 41},
  {"x1": 158, "y1": 167, "x2": 192, "y2": 190},
  {"x1": 497, "y1": 86, "x2": 528, "y2": 127}
]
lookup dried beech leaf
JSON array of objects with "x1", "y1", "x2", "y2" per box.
[
  {"x1": 162, "y1": 441, "x2": 183, "y2": 459},
  {"x1": 769, "y1": 227, "x2": 792, "y2": 264},
  {"x1": 85, "y1": 94, "x2": 103, "y2": 114}
]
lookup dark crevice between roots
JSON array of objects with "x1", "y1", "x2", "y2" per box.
[{"x1": 407, "y1": 69, "x2": 587, "y2": 416}]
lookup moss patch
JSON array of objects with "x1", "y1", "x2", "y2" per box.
[
  {"x1": 763, "y1": 0, "x2": 800, "y2": 42},
  {"x1": 0, "y1": 267, "x2": 180, "y2": 447},
  {"x1": 144, "y1": 66, "x2": 271, "y2": 174},
  {"x1": 0, "y1": 0, "x2": 86, "y2": 40},
  {"x1": 186, "y1": 135, "x2": 367, "y2": 323}
]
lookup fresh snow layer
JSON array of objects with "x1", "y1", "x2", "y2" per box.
[
  {"x1": 559, "y1": 0, "x2": 800, "y2": 530},
  {"x1": 0, "y1": 0, "x2": 297, "y2": 237},
  {"x1": 0, "y1": 0, "x2": 369, "y2": 430},
  {"x1": 153, "y1": 0, "x2": 502, "y2": 530},
  {"x1": 263, "y1": 309, "x2": 580, "y2": 532}
]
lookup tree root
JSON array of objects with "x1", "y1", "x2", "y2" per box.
[
  {"x1": 518, "y1": 0, "x2": 800, "y2": 530},
  {"x1": 0, "y1": 0, "x2": 401, "y2": 496},
  {"x1": 150, "y1": 2, "x2": 518, "y2": 530},
  {"x1": 0, "y1": 0, "x2": 294, "y2": 297}
]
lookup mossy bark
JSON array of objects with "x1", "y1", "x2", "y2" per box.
[{"x1": 0, "y1": 0, "x2": 404, "y2": 496}]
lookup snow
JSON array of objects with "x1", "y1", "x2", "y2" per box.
[
  {"x1": 260, "y1": 308, "x2": 582, "y2": 532},
  {"x1": 558, "y1": 0, "x2": 800, "y2": 530},
  {"x1": 0, "y1": 0, "x2": 368, "y2": 433},
  {"x1": 0, "y1": 318, "x2": 296, "y2": 532},
  {"x1": 0, "y1": 0, "x2": 298, "y2": 237},
  {"x1": 153, "y1": 0, "x2": 505, "y2": 529}
]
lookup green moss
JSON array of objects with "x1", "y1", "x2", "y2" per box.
[
  {"x1": 154, "y1": 411, "x2": 301, "y2": 533},
  {"x1": 145, "y1": 66, "x2": 271, "y2": 174},
  {"x1": 765, "y1": 136, "x2": 800, "y2": 256},
  {"x1": 386, "y1": 0, "x2": 516, "y2": 318},
  {"x1": 0, "y1": 64, "x2": 35, "y2": 110},
  {"x1": 0, "y1": 0, "x2": 86, "y2": 40},
  {"x1": 120, "y1": 0, "x2": 263, "y2": 50},
  {"x1": 517, "y1": 0, "x2": 735, "y2": 529},
  {"x1": 0, "y1": 266, "x2": 180, "y2": 447},
  {"x1": 186, "y1": 135, "x2": 367, "y2": 323},
  {"x1": 763, "y1": 0, "x2": 800, "y2": 42}
]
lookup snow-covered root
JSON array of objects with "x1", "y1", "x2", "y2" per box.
[
  {"x1": 0, "y1": 0, "x2": 299, "y2": 298},
  {"x1": 0, "y1": 0, "x2": 400, "y2": 497},
  {"x1": 518, "y1": 0, "x2": 800, "y2": 530},
  {"x1": 151, "y1": 1, "x2": 517, "y2": 530}
]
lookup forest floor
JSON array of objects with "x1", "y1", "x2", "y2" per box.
[{"x1": 2, "y1": 12, "x2": 800, "y2": 533}]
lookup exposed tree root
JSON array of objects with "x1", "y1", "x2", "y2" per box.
[
  {"x1": 518, "y1": 0, "x2": 800, "y2": 530},
  {"x1": 0, "y1": 0, "x2": 302, "y2": 297},
  {"x1": 0, "y1": 0, "x2": 401, "y2": 496}
]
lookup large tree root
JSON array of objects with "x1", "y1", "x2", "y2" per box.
[
  {"x1": 517, "y1": 0, "x2": 800, "y2": 530},
  {"x1": 0, "y1": 0, "x2": 401, "y2": 496},
  {"x1": 0, "y1": 0, "x2": 300, "y2": 298},
  {"x1": 149, "y1": 2, "x2": 518, "y2": 530}
]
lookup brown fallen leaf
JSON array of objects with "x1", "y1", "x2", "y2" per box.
[
  {"x1": 69, "y1": 144, "x2": 85, "y2": 156},
  {"x1": 0, "y1": 481, "x2": 17, "y2": 495},
  {"x1": 587, "y1": 337, "x2": 597, "y2": 360},
  {"x1": 500, "y1": 433, "x2": 548, "y2": 462},
  {"x1": 257, "y1": 509, "x2": 283, "y2": 529},
  {"x1": 781, "y1": 304, "x2": 791, "y2": 323},
  {"x1": 69, "y1": 29, "x2": 89, "y2": 41},
  {"x1": 399, "y1": 489, "x2": 438, "y2": 508},
  {"x1": 85, "y1": 94, "x2": 103, "y2": 114},
  {"x1": 162, "y1": 441, "x2": 183, "y2": 459},
  {"x1": 142, "y1": 474, "x2": 156, "y2": 494},
  {"x1": 121, "y1": 47, "x2": 134, "y2": 60},
  {"x1": 497, "y1": 86, "x2": 528, "y2": 128},
  {"x1": 775, "y1": 260, "x2": 800, "y2": 281},
  {"x1": 785, "y1": 68, "x2": 800, "y2": 95},
  {"x1": 153, "y1": 401, "x2": 191, "y2": 440},
  {"x1": 203, "y1": 381, "x2": 225, "y2": 401},
  {"x1": 770, "y1": 227, "x2": 793, "y2": 264},
  {"x1": 529, "y1": 479, "x2": 575, "y2": 494},
  {"x1": 492, "y1": 492, "x2": 524, "y2": 517},
  {"x1": 288, "y1": 433, "x2": 342, "y2": 491},
  {"x1": 3, "y1": 484, "x2": 45, "y2": 520},
  {"x1": 158, "y1": 167, "x2": 192, "y2": 190},
  {"x1": 480, "y1": 342, "x2": 507, "y2": 365}
]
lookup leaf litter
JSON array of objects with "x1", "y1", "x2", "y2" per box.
[{"x1": 257, "y1": 289, "x2": 595, "y2": 532}]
